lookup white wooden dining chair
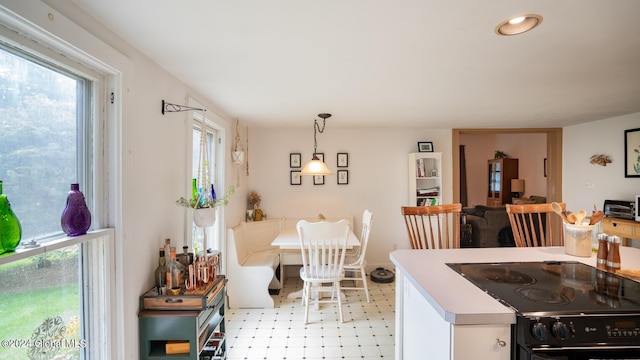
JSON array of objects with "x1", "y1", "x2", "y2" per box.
[
  {"x1": 342, "y1": 210, "x2": 373, "y2": 302},
  {"x1": 297, "y1": 219, "x2": 350, "y2": 324}
]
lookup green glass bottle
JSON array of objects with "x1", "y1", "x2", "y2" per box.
[
  {"x1": 0, "y1": 180, "x2": 22, "y2": 254},
  {"x1": 191, "y1": 178, "x2": 199, "y2": 208}
]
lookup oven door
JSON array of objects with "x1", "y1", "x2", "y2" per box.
[{"x1": 518, "y1": 345, "x2": 640, "y2": 359}]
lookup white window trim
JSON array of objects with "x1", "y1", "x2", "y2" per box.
[
  {"x1": 0, "y1": 3, "x2": 130, "y2": 359},
  {"x1": 186, "y1": 99, "x2": 228, "y2": 260}
]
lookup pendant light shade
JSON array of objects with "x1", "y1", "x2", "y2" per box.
[
  {"x1": 300, "y1": 113, "x2": 334, "y2": 176},
  {"x1": 301, "y1": 154, "x2": 333, "y2": 176}
]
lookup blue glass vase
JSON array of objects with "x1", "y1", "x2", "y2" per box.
[
  {"x1": 0, "y1": 180, "x2": 22, "y2": 254},
  {"x1": 61, "y1": 183, "x2": 91, "y2": 236}
]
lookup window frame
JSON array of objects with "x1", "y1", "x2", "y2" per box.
[{"x1": 0, "y1": 7, "x2": 118, "y2": 359}]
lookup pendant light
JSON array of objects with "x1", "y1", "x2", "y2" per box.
[{"x1": 300, "y1": 113, "x2": 334, "y2": 176}]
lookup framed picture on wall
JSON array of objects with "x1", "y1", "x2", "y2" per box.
[
  {"x1": 313, "y1": 175, "x2": 324, "y2": 185},
  {"x1": 290, "y1": 170, "x2": 302, "y2": 185},
  {"x1": 290, "y1": 153, "x2": 301, "y2": 168},
  {"x1": 337, "y1": 170, "x2": 349, "y2": 185},
  {"x1": 314, "y1": 152, "x2": 324, "y2": 162},
  {"x1": 625, "y1": 128, "x2": 640, "y2": 178},
  {"x1": 418, "y1": 141, "x2": 434, "y2": 152},
  {"x1": 337, "y1": 153, "x2": 349, "y2": 167}
]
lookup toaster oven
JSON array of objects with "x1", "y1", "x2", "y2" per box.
[{"x1": 603, "y1": 199, "x2": 636, "y2": 220}]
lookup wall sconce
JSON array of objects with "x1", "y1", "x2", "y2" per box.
[
  {"x1": 511, "y1": 179, "x2": 525, "y2": 198},
  {"x1": 300, "y1": 113, "x2": 334, "y2": 176}
]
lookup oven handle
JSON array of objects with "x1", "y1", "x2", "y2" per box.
[{"x1": 531, "y1": 345, "x2": 640, "y2": 351}]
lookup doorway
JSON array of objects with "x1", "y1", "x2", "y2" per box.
[{"x1": 452, "y1": 128, "x2": 563, "y2": 205}]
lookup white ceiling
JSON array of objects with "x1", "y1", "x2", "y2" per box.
[{"x1": 70, "y1": 0, "x2": 640, "y2": 129}]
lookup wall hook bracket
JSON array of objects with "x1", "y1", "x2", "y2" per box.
[{"x1": 161, "y1": 100, "x2": 206, "y2": 114}]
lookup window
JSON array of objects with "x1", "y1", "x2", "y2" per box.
[
  {"x1": 0, "y1": 44, "x2": 92, "y2": 240},
  {"x1": 0, "y1": 34, "x2": 110, "y2": 359},
  {"x1": 190, "y1": 113, "x2": 224, "y2": 254}
]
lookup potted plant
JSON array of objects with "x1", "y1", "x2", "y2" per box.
[
  {"x1": 176, "y1": 183, "x2": 235, "y2": 227},
  {"x1": 248, "y1": 190, "x2": 263, "y2": 221}
]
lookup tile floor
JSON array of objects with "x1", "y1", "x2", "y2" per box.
[{"x1": 225, "y1": 276, "x2": 396, "y2": 359}]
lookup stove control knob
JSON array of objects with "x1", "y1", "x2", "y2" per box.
[
  {"x1": 552, "y1": 321, "x2": 569, "y2": 340},
  {"x1": 531, "y1": 322, "x2": 548, "y2": 341}
]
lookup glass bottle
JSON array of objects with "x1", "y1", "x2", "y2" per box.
[
  {"x1": 0, "y1": 180, "x2": 22, "y2": 254},
  {"x1": 164, "y1": 238, "x2": 171, "y2": 265},
  {"x1": 166, "y1": 246, "x2": 185, "y2": 293},
  {"x1": 60, "y1": 183, "x2": 92, "y2": 236},
  {"x1": 154, "y1": 248, "x2": 167, "y2": 290},
  {"x1": 191, "y1": 178, "x2": 198, "y2": 207}
]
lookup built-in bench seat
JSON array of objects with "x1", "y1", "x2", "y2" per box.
[
  {"x1": 226, "y1": 216, "x2": 354, "y2": 308},
  {"x1": 226, "y1": 219, "x2": 283, "y2": 308}
]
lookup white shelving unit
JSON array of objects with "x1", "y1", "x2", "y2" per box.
[{"x1": 408, "y1": 152, "x2": 442, "y2": 206}]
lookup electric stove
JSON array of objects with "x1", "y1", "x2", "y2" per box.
[{"x1": 448, "y1": 261, "x2": 640, "y2": 359}]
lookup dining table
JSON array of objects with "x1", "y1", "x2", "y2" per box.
[{"x1": 271, "y1": 226, "x2": 361, "y2": 300}]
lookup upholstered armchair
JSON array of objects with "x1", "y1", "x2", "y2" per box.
[{"x1": 462, "y1": 206, "x2": 512, "y2": 247}]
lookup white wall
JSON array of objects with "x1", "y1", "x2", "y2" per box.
[
  {"x1": 563, "y1": 113, "x2": 640, "y2": 213},
  {"x1": 247, "y1": 127, "x2": 453, "y2": 270}
]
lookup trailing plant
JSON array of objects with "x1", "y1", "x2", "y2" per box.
[{"x1": 176, "y1": 185, "x2": 235, "y2": 209}]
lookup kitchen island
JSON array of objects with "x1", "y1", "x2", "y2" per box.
[{"x1": 390, "y1": 246, "x2": 640, "y2": 360}]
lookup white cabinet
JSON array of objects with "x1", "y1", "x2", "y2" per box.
[
  {"x1": 408, "y1": 152, "x2": 441, "y2": 206},
  {"x1": 396, "y1": 272, "x2": 511, "y2": 360}
]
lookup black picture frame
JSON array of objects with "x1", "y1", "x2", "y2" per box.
[
  {"x1": 625, "y1": 128, "x2": 640, "y2": 178},
  {"x1": 337, "y1": 170, "x2": 349, "y2": 185},
  {"x1": 337, "y1": 153, "x2": 349, "y2": 167},
  {"x1": 418, "y1": 141, "x2": 434, "y2": 152},
  {"x1": 313, "y1": 175, "x2": 324, "y2": 185},
  {"x1": 290, "y1": 170, "x2": 301, "y2": 185},
  {"x1": 314, "y1": 152, "x2": 324, "y2": 162},
  {"x1": 290, "y1": 153, "x2": 301, "y2": 168}
]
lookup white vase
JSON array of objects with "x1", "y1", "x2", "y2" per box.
[{"x1": 194, "y1": 207, "x2": 217, "y2": 228}]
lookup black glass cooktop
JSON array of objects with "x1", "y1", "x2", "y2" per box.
[{"x1": 447, "y1": 261, "x2": 640, "y2": 316}]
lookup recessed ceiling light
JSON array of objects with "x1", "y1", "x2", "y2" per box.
[{"x1": 496, "y1": 14, "x2": 543, "y2": 36}]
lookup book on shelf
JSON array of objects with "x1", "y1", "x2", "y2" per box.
[
  {"x1": 416, "y1": 158, "x2": 426, "y2": 177},
  {"x1": 417, "y1": 198, "x2": 439, "y2": 206},
  {"x1": 417, "y1": 187, "x2": 439, "y2": 196}
]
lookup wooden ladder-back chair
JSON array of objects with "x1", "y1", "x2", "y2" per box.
[
  {"x1": 506, "y1": 203, "x2": 566, "y2": 247},
  {"x1": 401, "y1": 204, "x2": 462, "y2": 249}
]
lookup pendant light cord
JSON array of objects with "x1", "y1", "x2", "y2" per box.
[{"x1": 312, "y1": 118, "x2": 327, "y2": 155}]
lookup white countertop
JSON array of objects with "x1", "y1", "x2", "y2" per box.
[{"x1": 390, "y1": 246, "x2": 640, "y2": 326}]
